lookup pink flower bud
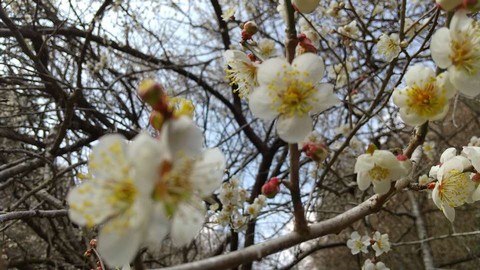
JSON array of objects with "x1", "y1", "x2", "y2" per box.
[
  {"x1": 262, "y1": 177, "x2": 280, "y2": 198},
  {"x1": 396, "y1": 154, "x2": 408, "y2": 161},
  {"x1": 303, "y1": 142, "x2": 328, "y2": 163},
  {"x1": 137, "y1": 80, "x2": 169, "y2": 112}
]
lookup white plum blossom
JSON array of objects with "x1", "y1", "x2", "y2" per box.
[
  {"x1": 362, "y1": 259, "x2": 390, "y2": 270},
  {"x1": 430, "y1": 149, "x2": 475, "y2": 222},
  {"x1": 338, "y1": 20, "x2": 360, "y2": 39},
  {"x1": 224, "y1": 50, "x2": 258, "y2": 97},
  {"x1": 422, "y1": 141, "x2": 437, "y2": 160},
  {"x1": 354, "y1": 150, "x2": 408, "y2": 195},
  {"x1": 346, "y1": 231, "x2": 370, "y2": 255},
  {"x1": 461, "y1": 146, "x2": 480, "y2": 200},
  {"x1": 372, "y1": 231, "x2": 391, "y2": 256},
  {"x1": 468, "y1": 136, "x2": 480, "y2": 146},
  {"x1": 326, "y1": 1, "x2": 343, "y2": 17},
  {"x1": 152, "y1": 117, "x2": 226, "y2": 245},
  {"x1": 293, "y1": 0, "x2": 320, "y2": 14},
  {"x1": 248, "y1": 53, "x2": 339, "y2": 143},
  {"x1": 221, "y1": 7, "x2": 236, "y2": 22},
  {"x1": 393, "y1": 65, "x2": 456, "y2": 126},
  {"x1": 67, "y1": 133, "x2": 165, "y2": 267},
  {"x1": 377, "y1": 33, "x2": 401, "y2": 62},
  {"x1": 436, "y1": 0, "x2": 463, "y2": 11},
  {"x1": 327, "y1": 61, "x2": 353, "y2": 87},
  {"x1": 257, "y1": 38, "x2": 277, "y2": 59},
  {"x1": 430, "y1": 10, "x2": 480, "y2": 97}
]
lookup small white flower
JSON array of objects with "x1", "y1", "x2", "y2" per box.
[
  {"x1": 293, "y1": 0, "x2": 320, "y2": 14},
  {"x1": 257, "y1": 38, "x2": 277, "y2": 59},
  {"x1": 346, "y1": 231, "x2": 370, "y2": 255},
  {"x1": 419, "y1": 174, "x2": 431, "y2": 186},
  {"x1": 249, "y1": 53, "x2": 339, "y2": 143},
  {"x1": 468, "y1": 136, "x2": 480, "y2": 146},
  {"x1": 326, "y1": 1, "x2": 342, "y2": 17},
  {"x1": 430, "y1": 153, "x2": 475, "y2": 222},
  {"x1": 327, "y1": 61, "x2": 353, "y2": 88},
  {"x1": 221, "y1": 7, "x2": 236, "y2": 22},
  {"x1": 422, "y1": 141, "x2": 436, "y2": 160},
  {"x1": 246, "y1": 203, "x2": 261, "y2": 218},
  {"x1": 67, "y1": 133, "x2": 165, "y2": 267},
  {"x1": 377, "y1": 33, "x2": 401, "y2": 62},
  {"x1": 362, "y1": 259, "x2": 390, "y2": 270},
  {"x1": 151, "y1": 117, "x2": 226, "y2": 246},
  {"x1": 393, "y1": 65, "x2": 456, "y2": 126},
  {"x1": 334, "y1": 124, "x2": 351, "y2": 136},
  {"x1": 372, "y1": 231, "x2": 391, "y2": 256},
  {"x1": 338, "y1": 20, "x2": 360, "y2": 39},
  {"x1": 349, "y1": 136, "x2": 363, "y2": 151},
  {"x1": 224, "y1": 50, "x2": 258, "y2": 98},
  {"x1": 354, "y1": 150, "x2": 408, "y2": 195},
  {"x1": 430, "y1": 10, "x2": 480, "y2": 97}
]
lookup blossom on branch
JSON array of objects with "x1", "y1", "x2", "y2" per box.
[
  {"x1": 224, "y1": 50, "x2": 259, "y2": 98},
  {"x1": 393, "y1": 65, "x2": 455, "y2": 126},
  {"x1": 371, "y1": 231, "x2": 391, "y2": 256},
  {"x1": 376, "y1": 33, "x2": 401, "y2": 62},
  {"x1": 248, "y1": 53, "x2": 338, "y2": 143},
  {"x1": 346, "y1": 231, "x2": 370, "y2": 254},
  {"x1": 362, "y1": 259, "x2": 390, "y2": 270},
  {"x1": 430, "y1": 10, "x2": 480, "y2": 97},
  {"x1": 354, "y1": 149, "x2": 408, "y2": 195}
]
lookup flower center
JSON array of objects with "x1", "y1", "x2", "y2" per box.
[
  {"x1": 450, "y1": 31, "x2": 480, "y2": 75},
  {"x1": 368, "y1": 165, "x2": 390, "y2": 181},
  {"x1": 438, "y1": 169, "x2": 472, "y2": 208},
  {"x1": 226, "y1": 61, "x2": 257, "y2": 97},
  {"x1": 153, "y1": 158, "x2": 194, "y2": 216},
  {"x1": 269, "y1": 69, "x2": 317, "y2": 117},
  {"x1": 406, "y1": 82, "x2": 446, "y2": 118}
]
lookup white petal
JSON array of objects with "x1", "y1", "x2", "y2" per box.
[
  {"x1": 162, "y1": 117, "x2": 203, "y2": 159},
  {"x1": 430, "y1": 28, "x2": 452, "y2": 69},
  {"x1": 129, "y1": 132, "x2": 167, "y2": 194},
  {"x1": 310, "y1": 83, "x2": 339, "y2": 114},
  {"x1": 97, "y1": 209, "x2": 147, "y2": 267},
  {"x1": 442, "y1": 204, "x2": 455, "y2": 222},
  {"x1": 399, "y1": 108, "x2": 427, "y2": 126},
  {"x1": 89, "y1": 134, "x2": 128, "y2": 180},
  {"x1": 404, "y1": 65, "x2": 435, "y2": 88},
  {"x1": 372, "y1": 180, "x2": 391, "y2": 195},
  {"x1": 145, "y1": 203, "x2": 170, "y2": 247},
  {"x1": 450, "y1": 10, "x2": 473, "y2": 36},
  {"x1": 354, "y1": 154, "x2": 375, "y2": 173},
  {"x1": 292, "y1": 53, "x2": 325, "y2": 83},
  {"x1": 170, "y1": 202, "x2": 206, "y2": 246},
  {"x1": 436, "y1": 71, "x2": 457, "y2": 99},
  {"x1": 257, "y1": 57, "x2": 289, "y2": 87},
  {"x1": 432, "y1": 184, "x2": 442, "y2": 209},
  {"x1": 357, "y1": 171, "x2": 372, "y2": 191},
  {"x1": 190, "y1": 148, "x2": 226, "y2": 197},
  {"x1": 440, "y1": 148, "x2": 457, "y2": 163},
  {"x1": 67, "y1": 181, "x2": 116, "y2": 227},
  {"x1": 471, "y1": 185, "x2": 480, "y2": 202},
  {"x1": 449, "y1": 66, "x2": 480, "y2": 98},
  {"x1": 276, "y1": 114, "x2": 312, "y2": 143},
  {"x1": 462, "y1": 146, "x2": 480, "y2": 171},
  {"x1": 293, "y1": 0, "x2": 320, "y2": 13},
  {"x1": 248, "y1": 86, "x2": 277, "y2": 120},
  {"x1": 392, "y1": 88, "x2": 408, "y2": 107}
]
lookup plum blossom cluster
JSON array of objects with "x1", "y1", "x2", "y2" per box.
[
  {"x1": 392, "y1": 10, "x2": 480, "y2": 127},
  {"x1": 354, "y1": 147, "x2": 411, "y2": 195},
  {"x1": 428, "y1": 147, "x2": 480, "y2": 222},
  {"x1": 212, "y1": 179, "x2": 267, "y2": 231},
  {"x1": 67, "y1": 80, "x2": 226, "y2": 267},
  {"x1": 346, "y1": 231, "x2": 391, "y2": 270}
]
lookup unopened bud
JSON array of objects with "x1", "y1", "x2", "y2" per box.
[
  {"x1": 243, "y1": 21, "x2": 258, "y2": 36},
  {"x1": 302, "y1": 142, "x2": 328, "y2": 163},
  {"x1": 261, "y1": 177, "x2": 280, "y2": 198},
  {"x1": 84, "y1": 249, "x2": 92, "y2": 257},
  {"x1": 426, "y1": 182, "x2": 436, "y2": 190},
  {"x1": 366, "y1": 144, "x2": 377, "y2": 155},
  {"x1": 137, "y1": 79, "x2": 169, "y2": 111},
  {"x1": 472, "y1": 173, "x2": 480, "y2": 183},
  {"x1": 396, "y1": 154, "x2": 408, "y2": 161},
  {"x1": 400, "y1": 40, "x2": 408, "y2": 48},
  {"x1": 149, "y1": 111, "x2": 165, "y2": 130}
]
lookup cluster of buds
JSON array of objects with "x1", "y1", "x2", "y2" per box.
[
  {"x1": 213, "y1": 179, "x2": 267, "y2": 231},
  {"x1": 84, "y1": 239, "x2": 104, "y2": 270},
  {"x1": 241, "y1": 21, "x2": 258, "y2": 41},
  {"x1": 261, "y1": 177, "x2": 281, "y2": 198},
  {"x1": 138, "y1": 79, "x2": 195, "y2": 131},
  {"x1": 297, "y1": 33, "x2": 317, "y2": 54}
]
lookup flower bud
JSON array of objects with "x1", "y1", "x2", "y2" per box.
[
  {"x1": 302, "y1": 142, "x2": 328, "y2": 163},
  {"x1": 149, "y1": 111, "x2": 165, "y2": 130},
  {"x1": 243, "y1": 21, "x2": 258, "y2": 36},
  {"x1": 261, "y1": 177, "x2": 280, "y2": 198},
  {"x1": 426, "y1": 182, "x2": 436, "y2": 190},
  {"x1": 137, "y1": 79, "x2": 169, "y2": 112},
  {"x1": 293, "y1": 0, "x2": 320, "y2": 14},
  {"x1": 297, "y1": 33, "x2": 317, "y2": 54},
  {"x1": 472, "y1": 173, "x2": 480, "y2": 183},
  {"x1": 89, "y1": 239, "x2": 97, "y2": 248}
]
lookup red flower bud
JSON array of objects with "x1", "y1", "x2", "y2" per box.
[
  {"x1": 137, "y1": 80, "x2": 169, "y2": 112},
  {"x1": 262, "y1": 177, "x2": 280, "y2": 198},
  {"x1": 89, "y1": 239, "x2": 97, "y2": 248},
  {"x1": 396, "y1": 154, "x2": 408, "y2": 161},
  {"x1": 303, "y1": 142, "x2": 328, "y2": 163},
  {"x1": 472, "y1": 173, "x2": 480, "y2": 183},
  {"x1": 426, "y1": 182, "x2": 436, "y2": 190}
]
